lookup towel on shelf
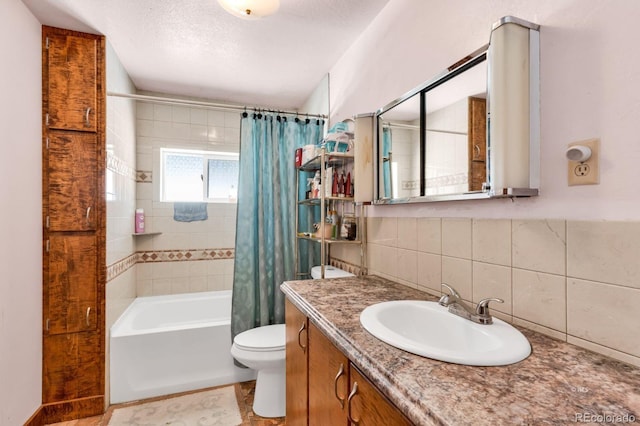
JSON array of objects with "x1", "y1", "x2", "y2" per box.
[{"x1": 173, "y1": 202, "x2": 208, "y2": 222}]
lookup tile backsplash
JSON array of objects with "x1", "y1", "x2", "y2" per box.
[{"x1": 366, "y1": 217, "x2": 640, "y2": 367}]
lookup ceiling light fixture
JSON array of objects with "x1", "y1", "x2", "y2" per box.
[{"x1": 217, "y1": 0, "x2": 280, "y2": 19}]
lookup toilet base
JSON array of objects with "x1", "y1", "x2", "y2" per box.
[{"x1": 252, "y1": 366, "x2": 285, "y2": 418}]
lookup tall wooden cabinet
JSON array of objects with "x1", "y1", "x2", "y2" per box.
[{"x1": 41, "y1": 26, "x2": 106, "y2": 422}]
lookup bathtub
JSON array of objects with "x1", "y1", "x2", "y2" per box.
[{"x1": 110, "y1": 290, "x2": 256, "y2": 404}]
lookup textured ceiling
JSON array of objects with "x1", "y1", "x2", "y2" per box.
[{"x1": 23, "y1": 0, "x2": 390, "y2": 110}]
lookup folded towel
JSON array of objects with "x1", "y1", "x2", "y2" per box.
[{"x1": 173, "y1": 202, "x2": 208, "y2": 222}]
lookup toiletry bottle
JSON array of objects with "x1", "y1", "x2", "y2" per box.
[
  {"x1": 135, "y1": 208, "x2": 145, "y2": 234},
  {"x1": 332, "y1": 169, "x2": 339, "y2": 196},
  {"x1": 345, "y1": 172, "x2": 352, "y2": 198},
  {"x1": 338, "y1": 171, "x2": 346, "y2": 197}
]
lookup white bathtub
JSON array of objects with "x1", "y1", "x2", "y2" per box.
[{"x1": 110, "y1": 290, "x2": 256, "y2": 404}]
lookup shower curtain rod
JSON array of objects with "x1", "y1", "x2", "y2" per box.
[{"x1": 107, "y1": 92, "x2": 328, "y2": 119}]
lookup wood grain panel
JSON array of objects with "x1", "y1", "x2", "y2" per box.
[
  {"x1": 309, "y1": 323, "x2": 349, "y2": 425},
  {"x1": 285, "y1": 299, "x2": 309, "y2": 425},
  {"x1": 43, "y1": 332, "x2": 102, "y2": 403},
  {"x1": 46, "y1": 32, "x2": 97, "y2": 131},
  {"x1": 47, "y1": 131, "x2": 97, "y2": 231},
  {"x1": 349, "y1": 365, "x2": 412, "y2": 426},
  {"x1": 468, "y1": 96, "x2": 487, "y2": 191},
  {"x1": 46, "y1": 234, "x2": 97, "y2": 335}
]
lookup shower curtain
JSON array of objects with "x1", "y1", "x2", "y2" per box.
[{"x1": 231, "y1": 112, "x2": 324, "y2": 339}]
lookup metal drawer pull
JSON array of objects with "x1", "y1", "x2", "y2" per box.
[
  {"x1": 347, "y1": 382, "x2": 360, "y2": 425},
  {"x1": 297, "y1": 322, "x2": 307, "y2": 352},
  {"x1": 86, "y1": 206, "x2": 91, "y2": 224},
  {"x1": 334, "y1": 363, "x2": 346, "y2": 408},
  {"x1": 86, "y1": 307, "x2": 91, "y2": 326},
  {"x1": 85, "y1": 107, "x2": 92, "y2": 127}
]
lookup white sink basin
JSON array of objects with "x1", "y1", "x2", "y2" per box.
[{"x1": 360, "y1": 300, "x2": 531, "y2": 366}]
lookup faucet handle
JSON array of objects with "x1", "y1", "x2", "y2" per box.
[
  {"x1": 439, "y1": 283, "x2": 461, "y2": 306},
  {"x1": 475, "y1": 298, "x2": 504, "y2": 316}
]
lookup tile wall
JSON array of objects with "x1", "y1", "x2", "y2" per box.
[
  {"x1": 366, "y1": 217, "x2": 640, "y2": 367},
  {"x1": 134, "y1": 100, "x2": 241, "y2": 296}
]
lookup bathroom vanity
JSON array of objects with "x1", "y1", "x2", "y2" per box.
[{"x1": 282, "y1": 276, "x2": 640, "y2": 425}]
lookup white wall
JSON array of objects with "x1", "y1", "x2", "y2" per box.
[
  {"x1": 330, "y1": 0, "x2": 640, "y2": 220},
  {"x1": 0, "y1": 0, "x2": 42, "y2": 423}
]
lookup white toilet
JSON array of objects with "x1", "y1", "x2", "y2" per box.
[
  {"x1": 231, "y1": 324, "x2": 286, "y2": 418},
  {"x1": 311, "y1": 265, "x2": 355, "y2": 279}
]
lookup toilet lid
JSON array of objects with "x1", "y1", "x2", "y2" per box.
[{"x1": 234, "y1": 324, "x2": 285, "y2": 352}]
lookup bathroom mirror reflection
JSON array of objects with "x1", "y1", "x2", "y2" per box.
[{"x1": 376, "y1": 47, "x2": 489, "y2": 203}]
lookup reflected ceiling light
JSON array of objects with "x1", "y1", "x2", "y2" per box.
[{"x1": 217, "y1": 0, "x2": 280, "y2": 19}]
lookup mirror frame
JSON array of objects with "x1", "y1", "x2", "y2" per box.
[{"x1": 373, "y1": 15, "x2": 540, "y2": 204}]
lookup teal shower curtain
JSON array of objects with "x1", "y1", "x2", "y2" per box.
[{"x1": 231, "y1": 113, "x2": 324, "y2": 338}]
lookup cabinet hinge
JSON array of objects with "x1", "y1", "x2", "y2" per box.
[
  {"x1": 45, "y1": 113, "x2": 49, "y2": 126},
  {"x1": 45, "y1": 137, "x2": 49, "y2": 149},
  {"x1": 45, "y1": 240, "x2": 50, "y2": 252},
  {"x1": 45, "y1": 216, "x2": 50, "y2": 228},
  {"x1": 45, "y1": 37, "x2": 49, "y2": 49},
  {"x1": 45, "y1": 318, "x2": 50, "y2": 331}
]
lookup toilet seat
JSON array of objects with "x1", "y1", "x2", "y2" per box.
[{"x1": 234, "y1": 324, "x2": 285, "y2": 352}]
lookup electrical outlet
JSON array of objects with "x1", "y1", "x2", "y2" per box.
[{"x1": 567, "y1": 138, "x2": 599, "y2": 186}]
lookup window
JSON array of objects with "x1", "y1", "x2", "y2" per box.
[{"x1": 160, "y1": 148, "x2": 239, "y2": 203}]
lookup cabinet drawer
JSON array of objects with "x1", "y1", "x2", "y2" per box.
[
  {"x1": 43, "y1": 331, "x2": 102, "y2": 403},
  {"x1": 46, "y1": 33, "x2": 97, "y2": 132},
  {"x1": 46, "y1": 234, "x2": 97, "y2": 335}
]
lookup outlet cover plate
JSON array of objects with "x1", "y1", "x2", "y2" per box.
[{"x1": 568, "y1": 138, "x2": 599, "y2": 186}]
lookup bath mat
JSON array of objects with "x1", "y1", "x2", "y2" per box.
[{"x1": 108, "y1": 386, "x2": 242, "y2": 425}]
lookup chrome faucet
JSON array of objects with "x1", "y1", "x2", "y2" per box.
[{"x1": 438, "y1": 283, "x2": 503, "y2": 325}]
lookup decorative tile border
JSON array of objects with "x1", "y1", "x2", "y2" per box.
[
  {"x1": 136, "y1": 170, "x2": 153, "y2": 183},
  {"x1": 107, "y1": 151, "x2": 136, "y2": 180},
  {"x1": 107, "y1": 248, "x2": 235, "y2": 283},
  {"x1": 330, "y1": 258, "x2": 364, "y2": 276},
  {"x1": 107, "y1": 252, "x2": 138, "y2": 282},
  {"x1": 137, "y1": 248, "x2": 234, "y2": 263}
]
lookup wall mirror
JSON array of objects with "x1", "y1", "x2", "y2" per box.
[{"x1": 374, "y1": 16, "x2": 540, "y2": 204}]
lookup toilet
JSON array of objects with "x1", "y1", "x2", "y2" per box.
[
  {"x1": 311, "y1": 265, "x2": 355, "y2": 279},
  {"x1": 230, "y1": 324, "x2": 286, "y2": 418}
]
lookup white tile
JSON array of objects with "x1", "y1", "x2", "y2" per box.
[
  {"x1": 154, "y1": 104, "x2": 172, "y2": 121},
  {"x1": 513, "y1": 269, "x2": 566, "y2": 332},
  {"x1": 367, "y1": 244, "x2": 397, "y2": 278},
  {"x1": 136, "y1": 119, "x2": 154, "y2": 137},
  {"x1": 441, "y1": 256, "x2": 472, "y2": 301},
  {"x1": 225, "y1": 111, "x2": 241, "y2": 128},
  {"x1": 442, "y1": 218, "x2": 471, "y2": 259},
  {"x1": 417, "y1": 252, "x2": 441, "y2": 293},
  {"x1": 472, "y1": 262, "x2": 512, "y2": 314},
  {"x1": 472, "y1": 219, "x2": 511, "y2": 266},
  {"x1": 208, "y1": 110, "x2": 226, "y2": 126},
  {"x1": 397, "y1": 218, "x2": 417, "y2": 250},
  {"x1": 417, "y1": 218, "x2": 441, "y2": 254},
  {"x1": 172, "y1": 106, "x2": 190, "y2": 123},
  {"x1": 136, "y1": 102, "x2": 154, "y2": 120},
  {"x1": 567, "y1": 221, "x2": 640, "y2": 289},
  {"x1": 396, "y1": 248, "x2": 417, "y2": 284},
  {"x1": 367, "y1": 217, "x2": 397, "y2": 247},
  {"x1": 513, "y1": 219, "x2": 565, "y2": 275},
  {"x1": 190, "y1": 108, "x2": 208, "y2": 125},
  {"x1": 567, "y1": 278, "x2": 640, "y2": 358},
  {"x1": 190, "y1": 124, "x2": 208, "y2": 141}
]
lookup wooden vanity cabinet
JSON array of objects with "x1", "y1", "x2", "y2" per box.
[
  {"x1": 308, "y1": 323, "x2": 349, "y2": 424},
  {"x1": 285, "y1": 299, "x2": 411, "y2": 425},
  {"x1": 41, "y1": 25, "x2": 106, "y2": 422},
  {"x1": 348, "y1": 365, "x2": 412, "y2": 425},
  {"x1": 286, "y1": 299, "x2": 309, "y2": 425}
]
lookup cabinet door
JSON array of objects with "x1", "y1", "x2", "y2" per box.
[
  {"x1": 43, "y1": 331, "x2": 102, "y2": 403},
  {"x1": 286, "y1": 299, "x2": 309, "y2": 425},
  {"x1": 309, "y1": 323, "x2": 349, "y2": 426},
  {"x1": 48, "y1": 131, "x2": 97, "y2": 231},
  {"x1": 47, "y1": 32, "x2": 97, "y2": 131},
  {"x1": 348, "y1": 364, "x2": 412, "y2": 426},
  {"x1": 46, "y1": 234, "x2": 97, "y2": 335},
  {"x1": 468, "y1": 96, "x2": 487, "y2": 192}
]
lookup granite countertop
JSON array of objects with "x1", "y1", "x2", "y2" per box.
[{"x1": 281, "y1": 275, "x2": 640, "y2": 426}]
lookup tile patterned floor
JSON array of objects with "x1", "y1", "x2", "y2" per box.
[{"x1": 46, "y1": 380, "x2": 286, "y2": 426}]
